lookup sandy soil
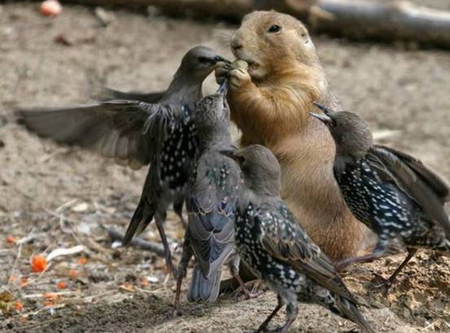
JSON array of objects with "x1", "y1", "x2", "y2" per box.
[{"x1": 0, "y1": 2, "x2": 449, "y2": 333}]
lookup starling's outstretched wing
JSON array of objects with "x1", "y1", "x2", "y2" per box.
[
  {"x1": 101, "y1": 88, "x2": 166, "y2": 104},
  {"x1": 256, "y1": 201, "x2": 358, "y2": 303},
  {"x1": 187, "y1": 151, "x2": 240, "y2": 277},
  {"x1": 16, "y1": 100, "x2": 179, "y2": 169},
  {"x1": 368, "y1": 145, "x2": 450, "y2": 236}
]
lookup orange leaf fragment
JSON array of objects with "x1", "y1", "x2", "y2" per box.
[
  {"x1": 69, "y1": 269, "x2": 78, "y2": 278},
  {"x1": 8, "y1": 276, "x2": 17, "y2": 284},
  {"x1": 6, "y1": 236, "x2": 17, "y2": 244},
  {"x1": 119, "y1": 283, "x2": 135, "y2": 292},
  {"x1": 43, "y1": 292, "x2": 59, "y2": 306},
  {"x1": 32, "y1": 255, "x2": 48, "y2": 273},
  {"x1": 21, "y1": 276, "x2": 29, "y2": 287},
  {"x1": 15, "y1": 302, "x2": 24, "y2": 312},
  {"x1": 57, "y1": 281, "x2": 67, "y2": 289},
  {"x1": 140, "y1": 277, "x2": 149, "y2": 287},
  {"x1": 78, "y1": 256, "x2": 87, "y2": 265}
]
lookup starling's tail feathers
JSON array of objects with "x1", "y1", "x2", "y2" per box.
[
  {"x1": 333, "y1": 295, "x2": 375, "y2": 333},
  {"x1": 123, "y1": 200, "x2": 155, "y2": 246},
  {"x1": 187, "y1": 265, "x2": 222, "y2": 303}
]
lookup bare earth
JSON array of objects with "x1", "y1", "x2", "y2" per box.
[{"x1": 0, "y1": 2, "x2": 449, "y2": 333}]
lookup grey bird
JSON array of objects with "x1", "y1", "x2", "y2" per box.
[
  {"x1": 311, "y1": 103, "x2": 450, "y2": 289},
  {"x1": 221, "y1": 145, "x2": 375, "y2": 333},
  {"x1": 173, "y1": 80, "x2": 243, "y2": 310},
  {"x1": 16, "y1": 46, "x2": 229, "y2": 274}
]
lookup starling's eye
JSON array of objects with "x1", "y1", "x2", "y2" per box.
[
  {"x1": 198, "y1": 57, "x2": 211, "y2": 64},
  {"x1": 267, "y1": 25, "x2": 282, "y2": 33}
]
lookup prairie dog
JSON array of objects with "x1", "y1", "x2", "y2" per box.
[{"x1": 225, "y1": 10, "x2": 365, "y2": 260}]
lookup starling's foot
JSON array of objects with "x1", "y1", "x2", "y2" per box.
[
  {"x1": 234, "y1": 284, "x2": 265, "y2": 301},
  {"x1": 334, "y1": 258, "x2": 352, "y2": 271},
  {"x1": 163, "y1": 254, "x2": 178, "y2": 278},
  {"x1": 372, "y1": 273, "x2": 396, "y2": 295},
  {"x1": 165, "y1": 262, "x2": 178, "y2": 278},
  {"x1": 234, "y1": 277, "x2": 265, "y2": 301},
  {"x1": 170, "y1": 307, "x2": 183, "y2": 318}
]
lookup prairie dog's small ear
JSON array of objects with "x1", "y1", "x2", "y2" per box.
[
  {"x1": 299, "y1": 28, "x2": 310, "y2": 44},
  {"x1": 299, "y1": 29, "x2": 315, "y2": 52}
]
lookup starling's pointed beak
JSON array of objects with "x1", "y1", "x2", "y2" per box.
[
  {"x1": 219, "y1": 149, "x2": 241, "y2": 163},
  {"x1": 312, "y1": 102, "x2": 333, "y2": 116},
  {"x1": 214, "y1": 55, "x2": 231, "y2": 64},
  {"x1": 217, "y1": 78, "x2": 229, "y2": 95},
  {"x1": 310, "y1": 112, "x2": 333, "y2": 126}
]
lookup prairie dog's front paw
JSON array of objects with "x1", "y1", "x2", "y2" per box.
[
  {"x1": 214, "y1": 62, "x2": 230, "y2": 85},
  {"x1": 230, "y1": 67, "x2": 251, "y2": 89}
]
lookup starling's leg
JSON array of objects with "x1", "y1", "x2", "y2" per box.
[
  {"x1": 247, "y1": 296, "x2": 284, "y2": 333},
  {"x1": 334, "y1": 243, "x2": 387, "y2": 271},
  {"x1": 335, "y1": 252, "x2": 383, "y2": 271},
  {"x1": 220, "y1": 262, "x2": 259, "y2": 295},
  {"x1": 172, "y1": 233, "x2": 192, "y2": 317},
  {"x1": 173, "y1": 199, "x2": 187, "y2": 230},
  {"x1": 155, "y1": 211, "x2": 176, "y2": 276},
  {"x1": 271, "y1": 302, "x2": 297, "y2": 333},
  {"x1": 229, "y1": 254, "x2": 262, "y2": 300},
  {"x1": 373, "y1": 248, "x2": 418, "y2": 293}
]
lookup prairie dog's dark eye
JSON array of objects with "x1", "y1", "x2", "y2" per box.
[
  {"x1": 198, "y1": 56, "x2": 211, "y2": 64},
  {"x1": 267, "y1": 25, "x2": 281, "y2": 33}
]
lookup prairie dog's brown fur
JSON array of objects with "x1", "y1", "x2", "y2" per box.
[{"x1": 226, "y1": 11, "x2": 364, "y2": 260}]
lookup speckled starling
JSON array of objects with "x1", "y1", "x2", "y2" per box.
[
  {"x1": 221, "y1": 145, "x2": 375, "y2": 333},
  {"x1": 173, "y1": 80, "x2": 242, "y2": 309},
  {"x1": 311, "y1": 103, "x2": 450, "y2": 287},
  {"x1": 16, "y1": 46, "x2": 229, "y2": 274}
]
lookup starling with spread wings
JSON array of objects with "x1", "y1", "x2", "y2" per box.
[{"x1": 16, "y1": 46, "x2": 229, "y2": 274}]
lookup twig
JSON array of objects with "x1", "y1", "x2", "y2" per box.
[
  {"x1": 107, "y1": 228, "x2": 165, "y2": 256},
  {"x1": 7, "y1": 238, "x2": 23, "y2": 285}
]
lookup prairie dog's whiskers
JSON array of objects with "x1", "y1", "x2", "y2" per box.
[{"x1": 214, "y1": 29, "x2": 234, "y2": 50}]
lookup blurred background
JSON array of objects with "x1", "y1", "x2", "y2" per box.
[{"x1": 0, "y1": 1, "x2": 449, "y2": 332}]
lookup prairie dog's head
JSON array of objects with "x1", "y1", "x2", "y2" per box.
[{"x1": 230, "y1": 11, "x2": 319, "y2": 79}]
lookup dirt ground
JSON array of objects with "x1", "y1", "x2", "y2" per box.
[{"x1": 0, "y1": 1, "x2": 450, "y2": 333}]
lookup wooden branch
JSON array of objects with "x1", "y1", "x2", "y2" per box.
[
  {"x1": 313, "y1": 0, "x2": 450, "y2": 48},
  {"x1": 107, "y1": 227, "x2": 165, "y2": 256},
  {"x1": 46, "y1": 0, "x2": 450, "y2": 48}
]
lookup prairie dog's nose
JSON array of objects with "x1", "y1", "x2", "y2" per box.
[{"x1": 231, "y1": 34, "x2": 243, "y2": 50}]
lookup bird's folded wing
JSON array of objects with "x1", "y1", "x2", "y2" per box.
[
  {"x1": 187, "y1": 210, "x2": 235, "y2": 277},
  {"x1": 100, "y1": 88, "x2": 166, "y2": 104},
  {"x1": 369, "y1": 145, "x2": 450, "y2": 236},
  {"x1": 257, "y1": 203, "x2": 357, "y2": 303},
  {"x1": 186, "y1": 154, "x2": 240, "y2": 277},
  {"x1": 16, "y1": 100, "x2": 178, "y2": 169}
]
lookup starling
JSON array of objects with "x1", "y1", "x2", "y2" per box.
[
  {"x1": 173, "y1": 80, "x2": 242, "y2": 310},
  {"x1": 311, "y1": 103, "x2": 450, "y2": 287},
  {"x1": 220, "y1": 145, "x2": 375, "y2": 333},
  {"x1": 16, "y1": 46, "x2": 229, "y2": 274}
]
